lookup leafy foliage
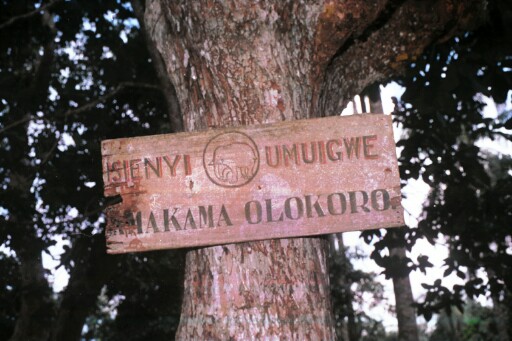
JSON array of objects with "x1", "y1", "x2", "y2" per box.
[
  {"x1": 0, "y1": 0, "x2": 182, "y2": 338},
  {"x1": 329, "y1": 237, "x2": 387, "y2": 341},
  {"x1": 84, "y1": 250, "x2": 185, "y2": 341},
  {"x1": 363, "y1": 0, "x2": 512, "y2": 324},
  {"x1": 429, "y1": 301, "x2": 508, "y2": 341},
  {"x1": 0, "y1": 253, "x2": 20, "y2": 340}
]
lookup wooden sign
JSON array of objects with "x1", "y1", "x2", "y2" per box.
[{"x1": 102, "y1": 114, "x2": 404, "y2": 254}]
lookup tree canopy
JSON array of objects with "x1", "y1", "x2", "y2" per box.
[
  {"x1": 363, "y1": 0, "x2": 511, "y2": 334},
  {"x1": 1, "y1": 0, "x2": 183, "y2": 339}
]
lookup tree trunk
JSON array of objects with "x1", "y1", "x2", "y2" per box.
[
  {"x1": 9, "y1": 248, "x2": 54, "y2": 341},
  {"x1": 130, "y1": 0, "x2": 183, "y2": 132},
  {"x1": 487, "y1": 268, "x2": 510, "y2": 341},
  {"x1": 8, "y1": 10, "x2": 57, "y2": 341},
  {"x1": 143, "y1": 0, "x2": 486, "y2": 338},
  {"x1": 365, "y1": 87, "x2": 418, "y2": 341},
  {"x1": 177, "y1": 239, "x2": 333, "y2": 339},
  {"x1": 492, "y1": 296, "x2": 511, "y2": 341},
  {"x1": 144, "y1": 1, "x2": 342, "y2": 338},
  {"x1": 390, "y1": 246, "x2": 419, "y2": 341},
  {"x1": 329, "y1": 234, "x2": 359, "y2": 341},
  {"x1": 362, "y1": 84, "x2": 384, "y2": 114},
  {"x1": 50, "y1": 235, "x2": 116, "y2": 341}
]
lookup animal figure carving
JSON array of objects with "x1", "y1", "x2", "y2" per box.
[{"x1": 209, "y1": 142, "x2": 257, "y2": 185}]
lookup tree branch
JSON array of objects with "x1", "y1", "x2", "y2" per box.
[
  {"x1": 0, "y1": 0, "x2": 64, "y2": 30},
  {"x1": 37, "y1": 82, "x2": 160, "y2": 165},
  {"x1": 50, "y1": 233, "x2": 116, "y2": 341},
  {"x1": 317, "y1": 0, "x2": 487, "y2": 116},
  {"x1": 40, "y1": 139, "x2": 60, "y2": 166},
  {"x1": 63, "y1": 82, "x2": 160, "y2": 118},
  {"x1": 130, "y1": 0, "x2": 184, "y2": 132},
  {"x1": 0, "y1": 82, "x2": 159, "y2": 135},
  {"x1": 0, "y1": 115, "x2": 31, "y2": 134}
]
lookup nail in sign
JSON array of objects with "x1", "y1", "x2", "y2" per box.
[{"x1": 102, "y1": 114, "x2": 404, "y2": 254}]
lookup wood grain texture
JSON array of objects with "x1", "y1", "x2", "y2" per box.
[{"x1": 102, "y1": 114, "x2": 403, "y2": 254}]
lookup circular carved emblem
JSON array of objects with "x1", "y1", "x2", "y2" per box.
[{"x1": 203, "y1": 131, "x2": 260, "y2": 188}]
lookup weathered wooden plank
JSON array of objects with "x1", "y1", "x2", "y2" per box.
[{"x1": 102, "y1": 114, "x2": 404, "y2": 254}]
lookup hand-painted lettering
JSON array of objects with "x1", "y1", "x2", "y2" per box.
[
  {"x1": 129, "y1": 159, "x2": 142, "y2": 180},
  {"x1": 146, "y1": 211, "x2": 160, "y2": 233},
  {"x1": 184, "y1": 154, "x2": 192, "y2": 175},
  {"x1": 264, "y1": 135, "x2": 375, "y2": 168},
  {"x1": 108, "y1": 188, "x2": 396, "y2": 239},
  {"x1": 265, "y1": 146, "x2": 281, "y2": 168},
  {"x1": 344, "y1": 137, "x2": 360, "y2": 159},
  {"x1": 327, "y1": 193, "x2": 347, "y2": 215},
  {"x1": 163, "y1": 155, "x2": 182, "y2": 176},
  {"x1": 107, "y1": 160, "x2": 122, "y2": 182},
  {"x1": 126, "y1": 210, "x2": 142, "y2": 234},
  {"x1": 305, "y1": 195, "x2": 326, "y2": 218},
  {"x1": 217, "y1": 205, "x2": 233, "y2": 227},
  {"x1": 106, "y1": 154, "x2": 192, "y2": 185},
  {"x1": 198, "y1": 206, "x2": 214, "y2": 228},
  {"x1": 164, "y1": 208, "x2": 182, "y2": 231},
  {"x1": 284, "y1": 197, "x2": 304, "y2": 220},
  {"x1": 348, "y1": 191, "x2": 370, "y2": 213},
  {"x1": 363, "y1": 135, "x2": 378, "y2": 159},
  {"x1": 123, "y1": 160, "x2": 129, "y2": 181},
  {"x1": 282, "y1": 144, "x2": 299, "y2": 166},
  {"x1": 326, "y1": 140, "x2": 342, "y2": 161},
  {"x1": 184, "y1": 209, "x2": 197, "y2": 229},
  {"x1": 318, "y1": 141, "x2": 327, "y2": 164},
  {"x1": 145, "y1": 157, "x2": 162, "y2": 179},
  {"x1": 245, "y1": 200, "x2": 262, "y2": 224},
  {"x1": 301, "y1": 142, "x2": 317, "y2": 164},
  {"x1": 265, "y1": 198, "x2": 284, "y2": 222},
  {"x1": 371, "y1": 189, "x2": 390, "y2": 211}
]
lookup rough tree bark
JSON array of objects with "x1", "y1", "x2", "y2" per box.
[{"x1": 143, "y1": 0, "x2": 485, "y2": 339}]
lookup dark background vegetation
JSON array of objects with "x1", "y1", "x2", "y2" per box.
[{"x1": 1, "y1": 0, "x2": 511, "y2": 340}]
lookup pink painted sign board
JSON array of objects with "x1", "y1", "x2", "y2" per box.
[{"x1": 102, "y1": 114, "x2": 404, "y2": 254}]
